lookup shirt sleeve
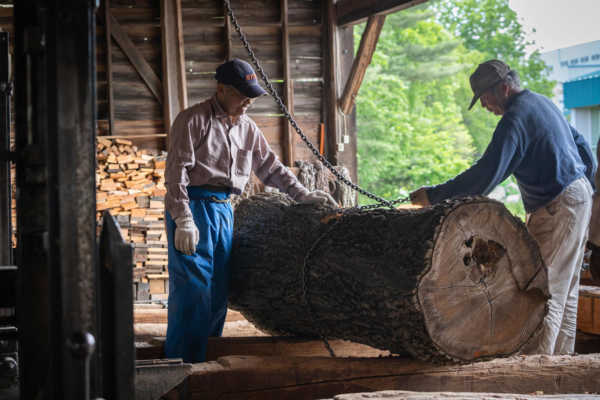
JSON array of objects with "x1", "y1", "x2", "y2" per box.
[
  {"x1": 251, "y1": 126, "x2": 310, "y2": 200},
  {"x1": 165, "y1": 112, "x2": 196, "y2": 219},
  {"x1": 426, "y1": 117, "x2": 523, "y2": 205},
  {"x1": 570, "y1": 124, "x2": 597, "y2": 190}
]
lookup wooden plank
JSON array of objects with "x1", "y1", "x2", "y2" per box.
[
  {"x1": 339, "y1": 15, "x2": 385, "y2": 115},
  {"x1": 161, "y1": 0, "x2": 188, "y2": 132},
  {"x1": 136, "y1": 335, "x2": 390, "y2": 361},
  {"x1": 281, "y1": 0, "x2": 295, "y2": 167},
  {"x1": 104, "y1": 0, "x2": 115, "y2": 135},
  {"x1": 171, "y1": 354, "x2": 600, "y2": 399},
  {"x1": 109, "y1": 10, "x2": 163, "y2": 104},
  {"x1": 336, "y1": 0, "x2": 428, "y2": 27},
  {"x1": 578, "y1": 285, "x2": 600, "y2": 335},
  {"x1": 328, "y1": 392, "x2": 600, "y2": 400},
  {"x1": 323, "y1": 0, "x2": 340, "y2": 164}
]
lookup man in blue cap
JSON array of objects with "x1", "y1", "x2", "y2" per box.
[
  {"x1": 410, "y1": 59, "x2": 596, "y2": 355},
  {"x1": 164, "y1": 58, "x2": 337, "y2": 362}
]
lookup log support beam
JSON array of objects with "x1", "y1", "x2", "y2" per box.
[
  {"x1": 166, "y1": 354, "x2": 600, "y2": 399},
  {"x1": 336, "y1": 0, "x2": 428, "y2": 27},
  {"x1": 339, "y1": 15, "x2": 385, "y2": 115},
  {"x1": 161, "y1": 0, "x2": 188, "y2": 132}
]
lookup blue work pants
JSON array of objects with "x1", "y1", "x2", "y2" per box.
[{"x1": 164, "y1": 187, "x2": 233, "y2": 363}]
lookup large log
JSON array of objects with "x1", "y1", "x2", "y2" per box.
[{"x1": 230, "y1": 193, "x2": 549, "y2": 363}]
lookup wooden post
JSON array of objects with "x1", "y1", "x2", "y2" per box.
[
  {"x1": 281, "y1": 0, "x2": 295, "y2": 167},
  {"x1": 104, "y1": 0, "x2": 115, "y2": 136},
  {"x1": 161, "y1": 0, "x2": 188, "y2": 132},
  {"x1": 323, "y1": 0, "x2": 340, "y2": 164},
  {"x1": 339, "y1": 15, "x2": 385, "y2": 115}
]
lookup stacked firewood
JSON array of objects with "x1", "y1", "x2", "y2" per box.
[{"x1": 96, "y1": 137, "x2": 168, "y2": 301}]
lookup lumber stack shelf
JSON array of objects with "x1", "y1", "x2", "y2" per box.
[{"x1": 96, "y1": 136, "x2": 169, "y2": 301}]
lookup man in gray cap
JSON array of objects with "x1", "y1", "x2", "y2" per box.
[
  {"x1": 410, "y1": 59, "x2": 596, "y2": 355},
  {"x1": 164, "y1": 58, "x2": 336, "y2": 363}
]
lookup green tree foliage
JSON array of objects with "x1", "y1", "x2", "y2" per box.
[
  {"x1": 356, "y1": 10, "x2": 475, "y2": 203},
  {"x1": 355, "y1": 0, "x2": 555, "y2": 219}
]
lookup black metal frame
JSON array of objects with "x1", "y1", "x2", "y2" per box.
[
  {"x1": 0, "y1": 31, "x2": 12, "y2": 267},
  {"x1": 14, "y1": 1, "x2": 100, "y2": 398}
]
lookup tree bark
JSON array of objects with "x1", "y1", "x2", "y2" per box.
[{"x1": 230, "y1": 193, "x2": 549, "y2": 363}]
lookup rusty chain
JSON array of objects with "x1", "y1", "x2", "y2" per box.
[
  {"x1": 223, "y1": 0, "x2": 417, "y2": 358},
  {"x1": 223, "y1": 0, "x2": 410, "y2": 210}
]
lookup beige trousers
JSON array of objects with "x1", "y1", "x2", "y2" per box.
[{"x1": 525, "y1": 177, "x2": 592, "y2": 355}]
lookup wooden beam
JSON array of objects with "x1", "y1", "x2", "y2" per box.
[
  {"x1": 161, "y1": 0, "x2": 187, "y2": 131},
  {"x1": 169, "y1": 354, "x2": 600, "y2": 399},
  {"x1": 109, "y1": 11, "x2": 162, "y2": 104},
  {"x1": 281, "y1": 0, "x2": 295, "y2": 167},
  {"x1": 104, "y1": 0, "x2": 115, "y2": 135},
  {"x1": 224, "y1": 3, "x2": 233, "y2": 61},
  {"x1": 339, "y1": 15, "x2": 385, "y2": 115},
  {"x1": 323, "y1": 0, "x2": 340, "y2": 164},
  {"x1": 336, "y1": 0, "x2": 428, "y2": 27}
]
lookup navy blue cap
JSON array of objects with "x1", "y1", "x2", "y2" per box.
[{"x1": 215, "y1": 58, "x2": 267, "y2": 98}]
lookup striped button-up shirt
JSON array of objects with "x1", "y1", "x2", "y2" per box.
[{"x1": 165, "y1": 95, "x2": 309, "y2": 219}]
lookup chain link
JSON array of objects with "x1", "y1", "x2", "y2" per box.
[{"x1": 223, "y1": 0, "x2": 410, "y2": 210}]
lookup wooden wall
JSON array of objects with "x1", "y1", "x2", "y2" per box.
[
  {"x1": 97, "y1": 0, "x2": 348, "y2": 168},
  {"x1": 0, "y1": 0, "x2": 358, "y2": 181}
]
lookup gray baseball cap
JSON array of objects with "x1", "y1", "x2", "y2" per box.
[{"x1": 468, "y1": 60, "x2": 511, "y2": 110}]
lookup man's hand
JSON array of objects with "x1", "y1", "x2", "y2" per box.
[
  {"x1": 410, "y1": 187, "x2": 430, "y2": 207},
  {"x1": 174, "y1": 216, "x2": 200, "y2": 255},
  {"x1": 298, "y1": 190, "x2": 338, "y2": 207},
  {"x1": 589, "y1": 241, "x2": 600, "y2": 282}
]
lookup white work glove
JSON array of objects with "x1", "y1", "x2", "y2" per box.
[
  {"x1": 297, "y1": 190, "x2": 338, "y2": 207},
  {"x1": 174, "y1": 216, "x2": 199, "y2": 256}
]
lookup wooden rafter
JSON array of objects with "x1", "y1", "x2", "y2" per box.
[
  {"x1": 281, "y1": 0, "x2": 295, "y2": 167},
  {"x1": 336, "y1": 0, "x2": 428, "y2": 27},
  {"x1": 109, "y1": 11, "x2": 162, "y2": 104},
  {"x1": 161, "y1": 0, "x2": 188, "y2": 131},
  {"x1": 339, "y1": 15, "x2": 385, "y2": 115}
]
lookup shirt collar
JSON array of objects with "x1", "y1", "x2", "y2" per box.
[
  {"x1": 504, "y1": 89, "x2": 528, "y2": 111},
  {"x1": 210, "y1": 94, "x2": 249, "y2": 126}
]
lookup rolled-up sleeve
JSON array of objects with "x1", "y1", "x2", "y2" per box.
[
  {"x1": 252, "y1": 128, "x2": 309, "y2": 200},
  {"x1": 165, "y1": 112, "x2": 196, "y2": 219}
]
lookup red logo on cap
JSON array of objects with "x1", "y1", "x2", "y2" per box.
[{"x1": 246, "y1": 73, "x2": 257, "y2": 81}]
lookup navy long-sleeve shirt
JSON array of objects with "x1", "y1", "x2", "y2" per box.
[{"x1": 426, "y1": 90, "x2": 596, "y2": 213}]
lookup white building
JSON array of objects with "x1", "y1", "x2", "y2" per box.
[{"x1": 541, "y1": 41, "x2": 600, "y2": 150}]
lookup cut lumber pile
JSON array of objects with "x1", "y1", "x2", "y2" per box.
[
  {"x1": 230, "y1": 193, "x2": 549, "y2": 363},
  {"x1": 163, "y1": 354, "x2": 600, "y2": 400},
  {"x1": 96, "y1": 137, "x2": 168, "y2": 300}
]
